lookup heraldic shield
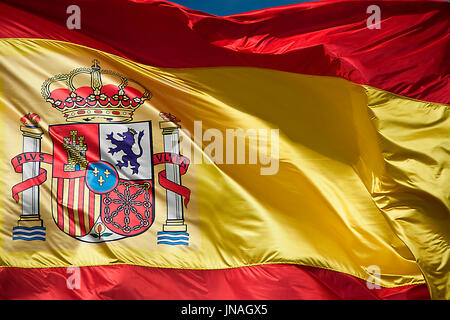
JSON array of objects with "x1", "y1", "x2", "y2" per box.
[
  {"x1": 10, "y1": 60, "x2": 191, "y2": 245},
  {"x1": 49, "y1": 122, "x2": 155, "y2": 242}
]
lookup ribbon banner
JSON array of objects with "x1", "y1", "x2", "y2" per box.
[
  {"x1": 10, "y1": 151, "x2": 190, "y2": 206},
  {"x1": 153, "y1": 152, "x2": 191, "y2": 207},
  {"x1": 11, "y1": 152, "x2": 53, "y2": 203}
]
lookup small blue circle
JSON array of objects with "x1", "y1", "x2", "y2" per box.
[{"x1": 86, "y1": 161, "x2": 118, "y2": 193}]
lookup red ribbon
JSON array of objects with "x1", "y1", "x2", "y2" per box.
[
  {"x1": 153, "y1": 152, "x2": 191, "y2": 207},
  {"x1": 10, "y1": 151, "x2": 191, "y2": 207},
  {"x1": 11, "y1": 152, "x2": 53, "y2": 203}
]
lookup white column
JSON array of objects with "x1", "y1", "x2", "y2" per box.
[
  {"x1": 18, "y1": 125, "x2": 44, "y2": 227},
  {"x1": 160, "y1": 122, "x2": 187, "y2": 232},
  {"x1": 21, "y1": 135, "x2": 41, "y2": 215}
]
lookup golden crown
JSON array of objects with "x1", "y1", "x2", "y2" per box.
[{"x1": 41, "y1": 60, "x2": 151, "y2": 123}]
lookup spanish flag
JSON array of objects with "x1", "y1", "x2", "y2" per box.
[{"x1": 0, "y1": 0, "x2": 448, "y2": 300}]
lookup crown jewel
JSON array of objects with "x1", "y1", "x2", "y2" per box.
[{"x1": 41, "y1": 60, "x2": 151, "y2": 123}]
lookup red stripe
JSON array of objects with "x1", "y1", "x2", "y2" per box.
[
  {"x1": 89, "y1": 190, "x2": 96, "y2": 230},
  {"x1": 0, "y1": 264, "x2": 429, "y2": 300},
  {"x1": 0, "y1": 0, "x2": 447, "y2": 104},
  {"x1": 57, "y1": 178, "x2": 64, "y2": 231},
  {"x1": 78, "y1": 177, "x2": 86, "y2": 236},
  {"x1": 67, "y1": 179, "x2": 75, "y2": 236}
]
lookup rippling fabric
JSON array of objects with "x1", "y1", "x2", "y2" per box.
[
  {"x1": 0, "y1": 0, "x2": 448, "y2": 104},
  {"x1": 0, "y1": 0, "x2": 448, "y2": 300},
  {"x1": 0, "y1": 265, "x2": 431, "y2": 300},
  {"x1": 363, "y1": 87, "x2": 450, "y2": 299}
]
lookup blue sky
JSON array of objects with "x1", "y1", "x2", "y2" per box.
[{"x1": 170, "y1": 0, "x2": 316, "y2": 15}]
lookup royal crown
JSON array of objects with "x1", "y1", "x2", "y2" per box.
[{"x1": 41, "y1": 60, "x2": 151, "y2": 123}]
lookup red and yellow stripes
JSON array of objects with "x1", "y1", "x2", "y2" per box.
[
  {"x1": 0, "y1": 0, "x2": 448, "y2": 300},
  {"x1": 52, "y1": 177, "x2": 98, "y2": 237},
  {"x1": 0, "y1": 0, "x2": 447, "y2": 104}
]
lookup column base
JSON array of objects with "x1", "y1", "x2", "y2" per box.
[
  {"x1": 17, "y1": 214, "x2": 44, "y2": 228},
  {"x1": 13, "y1": 215, "x2": 46, "y2": 241},
  {"x1": 162, "y1": 219, "x2": 187, "y2": 232},
  {"x1": 158, "y1": 220, "x2": 189, "y2": 246}
]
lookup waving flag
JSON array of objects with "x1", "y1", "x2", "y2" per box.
[{"x1": 0, "y1": 0, "x2": 448, "y2": 300}]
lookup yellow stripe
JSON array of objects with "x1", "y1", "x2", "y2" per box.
[
  {"x1": 73, "y1": 178, "x2": 80, "y2": 236},
  {"x1": 1, "y1": 38, "x2": 448, "y2": 294},
  {"x1": 0, "y1": 71, "x2": 5, "y2": 249},
  {"x1": 62, "y1": 179, "x2": 70, "y2": 234},
  {"x1": 94, "y1": 193, "x2": 101, "y2": 225},
  {"x1": 363, "y1": 86, "x2": 449, "y2": 299},
  {"x1": 83, "y1": 180, "x2": 91, "y2": 234},
  {"x1": 51, "y1": 177, "x2": 58, "y2": 224}
]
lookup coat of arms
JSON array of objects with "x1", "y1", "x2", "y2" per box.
[{"x1": 10, "y1": 60, "x2": 191, "y2": 245}]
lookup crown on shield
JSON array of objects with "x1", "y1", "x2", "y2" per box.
[{"x1": 41, "y1": 60, "x2": 151, "y2": 123}]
